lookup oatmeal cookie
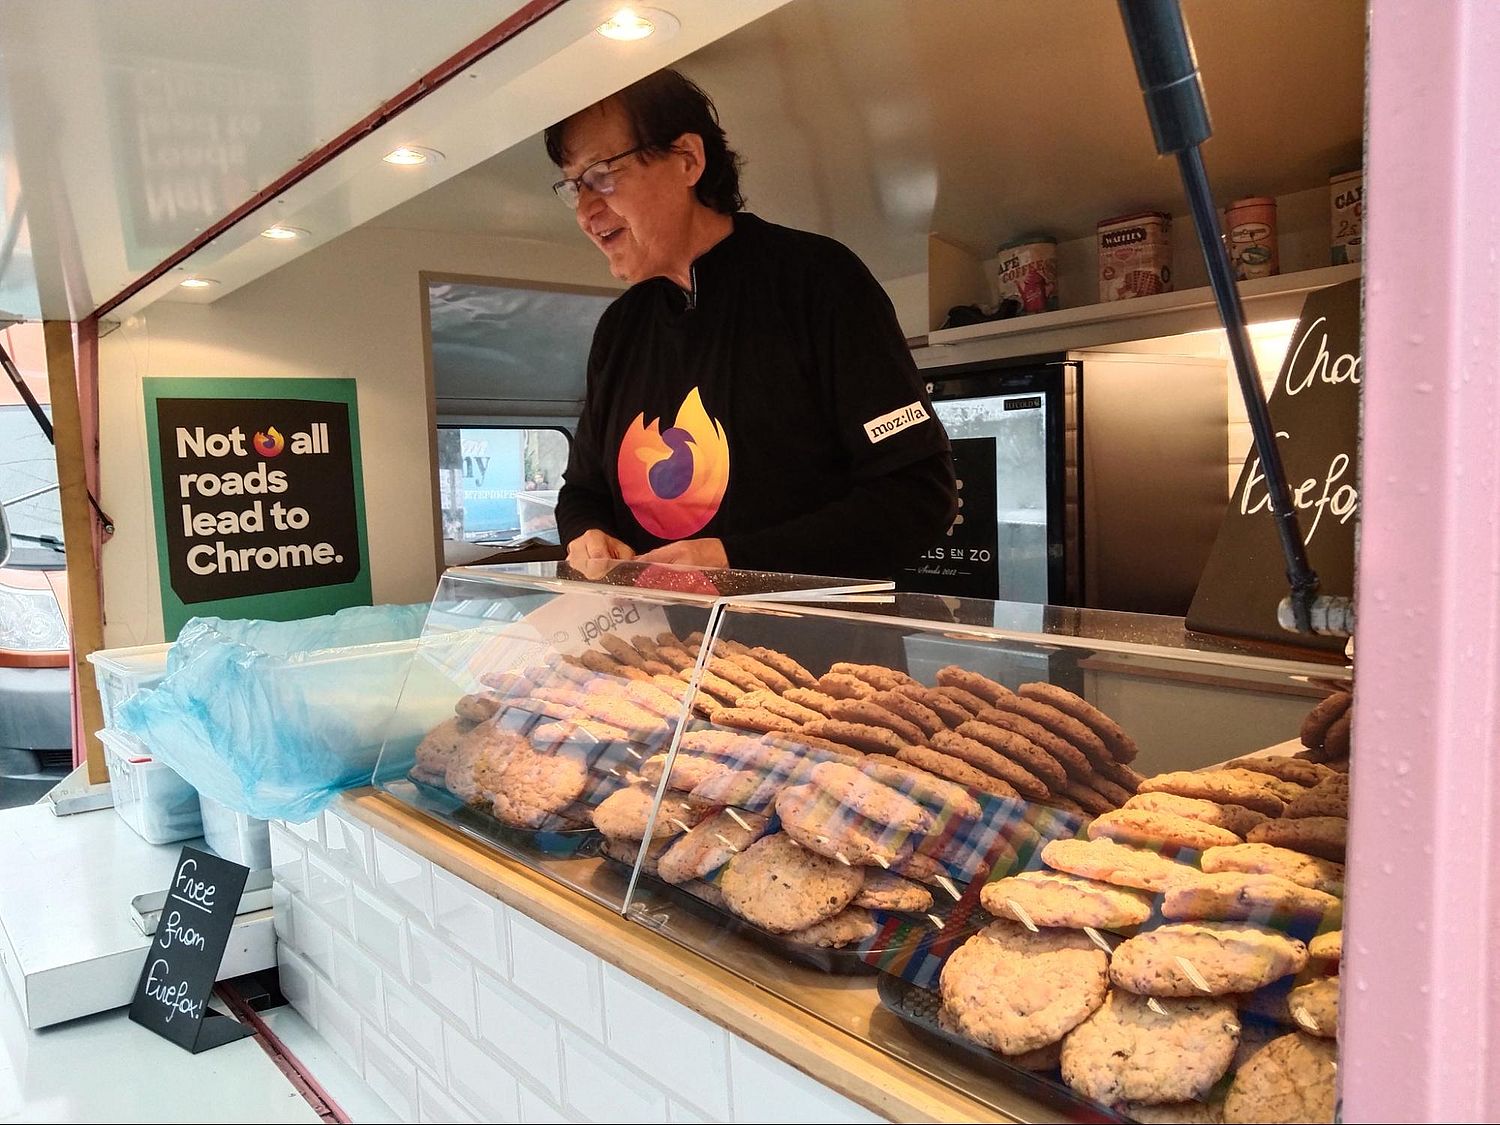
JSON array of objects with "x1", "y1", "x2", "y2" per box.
[
  {"x1": 737, "y1": 689, "x2": 824, "y2": 726},
  {"x1": 746, "y1": 646, "x2": 818, "y2": 689},
  {"x1": 929, "y1": 729, "x2": 1051, "y2": 800},
  {"x1": 709, "y1": 706, "x2": 800, "y2": 735},
  {"x1": 892, "y1": 683, "x2": 973, "y2": 729},
  {"x1": 1138, "y1": 772, "x2": 1286, "y2": 818},
  {"x1": 707, "y1": 657, "x2": 768, "y2": 696},
  {"x1": 1060, "y1": 780, "x2": 1119, "y2": 816},
  {"x1": 1319, "y1": 711, "x2": 1352, "y2": 761},
  {"x1": 868, "y1": 689, "x2": 945, "y2": 739},
  {"x1": 1061, "y1": 990, "x2": 1238, "y2": 1106},
  {"x1": 1095, "y1": 758, "x2": 1147, "y2": 794},
  {"x1": 853, "y1": 870, "x2": 935, "y2": 912},
  {"x1": 598, "y1": 632, "x2": 649, "y2": 669},
  {"x1": 801, "y1": 718, "x2": 914, "y2": 756},
  {"x1": 938, "y1": 921, "x2": 1108, "y2": 1055},
  {"x1": 600, "y1": 834, "x2": 672, "y2": 876},
  {"x1": 1110, "y1": 922, "x2": 1309, "y2": 997},
  {"x1": 454, "y1": 692, "x2": 503, "y2": 723},
  {"x1": 970, "y1": 710, "x2": 1092, "y2": 780},
  {"x1": 1307, "y1": 930, "x2": 1341, "y2": 965},
  {"x1": 816, "y1": 671, "x2": 878, "y2": 700},
  {"x1": 829, "y1": 662, "x2": 917, "y2": 692},
  {"x1": 1041, "y1": 838, "x2": 1202, "y2": 894},
  {"x1": 719, "y1": 832, "x2": 865, "y2": 933},
  {"x1": 1125, "y1": 792, "x2": 1269, "y2": 838},
  {"x1": 1299, "y1": 692, "x2": 1351, "y2": 750},
  {"x1": 895, "y1": 746, "x2": 1022, "y2": 802},
  {"x1": 775, "y1": 784, "x2": 919, "y2": 867},
  {"x1": 808, "y1": 761, "x2": 934, "y2": 834},
  {"x1": 590, "y1": 784, "x2": 699, "y2": 840},
  {"x1": 1223, "y1": 755, "x2": 1334, "y2": 789},
  {"x1": 687, "y1": 769, "x2": 785, "y2": 813},
  {"x1": 785, "y1": 906, "x2": 879, "y2": 948},
  {"x1": 1246, "y1": 817, "x2": 1347, "y2": 863},
  {"x1": 490, "y1": 745, "x2": 590, "y2": 828},
  {"x1": 1088, "y1": 809, "x2": 1242, "y2": 852},
  {"x1": 1282, "y1": 778, "x2": 1349, "y2": 820},
  {"x1": 1222, "y1": 1032, "x2": 1337, "y2": 1123},
  {"x1": 1083, "y1": 775, "x2": 1135, "y2": 809},
  {"x1": 987, "y1": 696, "x2": 1113, "y2": 769},
  {"x1": 782, "y1": 687, "x2": 840, "y2": 716},
  {"x1": 936, "y1": 666, "x2": 1016, "y2": 706},
  {"x1": 1018, "y1": 682, "x2": 1141, "y2": 763},
  {"x1": 656, "y1": 808, "x2": 771, "y2": 884},
  {"x1": 414, "y1": 716, "x2": 474, "y2": 784},
  {"x1": 980, "y1": 870, "x2": 1152, "y2": 930},
  {"x1": 638, "y1": 751, "x2": 732, "y2": 792},
  {"x1": 1200, "y1": 844, "x2": 1345, "y2": 896},
  {"x1": 1287, "y1": 978, "x2": 1339, "y2": 1038},
  {"x1": 857, "y1": 759, "x2": 982, "y2": 819},
  {"x1": 954, "y1": 720, "x2": 1069, "y2": 790},
  {"x1": 828, "y1": 697, "x2": 925, "y2": 745},
  {"x1": 933, "y1": 684, "x2": 989, "y2": 716},
  {"x1": 1161, "y1": 873, "x2": 1342, "y2": 924}
]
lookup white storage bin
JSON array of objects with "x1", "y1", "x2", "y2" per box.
[
  {"x1": 199, "y1": 792, "x2": 272, "y2": 870},
  {"x1": 87, "y1": 643, "x2": 172, "y2": 730},
  {"x1": 99, "y1": 728, "x2": 203, "y2": 845}
]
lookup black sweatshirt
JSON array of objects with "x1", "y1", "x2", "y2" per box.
[{"x1": 556, "y1": 213, "x2": 957, "y2": 578}]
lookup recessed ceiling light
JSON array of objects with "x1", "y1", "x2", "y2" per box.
[
  {"x1": 597, "y1": 8, "x2": 658, "y2": 40},
  {"x1": 260, "y1": 225, "x2": 308, "y2": 241},
  {"x1": 383, "y1": 145, "x2": 442, "y2": 166},
  {"x1": 179, "y1": 278, "x2": 218, "y2": 289}
]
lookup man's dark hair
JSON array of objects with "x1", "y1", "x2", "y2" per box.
[{"x1": 545, "y1": 69, "x2": 744, "y2": 213}]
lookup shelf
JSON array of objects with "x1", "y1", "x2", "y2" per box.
[{"x1": 912, "y1": 263, "x2": 1361, "y2": 366}]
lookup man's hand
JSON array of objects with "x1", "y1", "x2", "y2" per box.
[
  {"x1": 567, "y1": 529, "x2": 636, "y2": 563},
  {"x1": 637, "y1": 538, "x2": 729, "y2": 568}
]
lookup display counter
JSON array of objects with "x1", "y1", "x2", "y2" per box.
[{"x1": 274, "y1": 563, "x2": 1351, "y2": 1122}]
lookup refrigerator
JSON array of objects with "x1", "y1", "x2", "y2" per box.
[{"x1": 899, "y1": 349, "x2": 1229, "y2": 617}]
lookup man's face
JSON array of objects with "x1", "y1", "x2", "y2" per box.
[{"x1": 559, "y1": 100, "x2": 697, "y2": 285}]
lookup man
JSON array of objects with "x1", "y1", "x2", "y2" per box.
[{"x1": 549, "y1": 69, "x2": 956, "y2": 578}]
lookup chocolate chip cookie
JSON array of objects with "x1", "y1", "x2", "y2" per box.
[
  {"x1": 1041, "y1": 838, "x2": 1203, "y2": 894},
  {"x1": 1222, "y1": 1032, "x2": 1337, "y2": 1123},
  {"x1": 1062, "y1": 990, "x2": 1238, "y2": 1106},
  {"x1": 980, "y1": 870, "x2": 1152, "y2": 930},
  {"x1": 720, "y1": 832, "x2": 865, "y2": 933},
  {"x1": 1088, "y1": 809, "x2": 1242, "y2": 852},
  {"x1": 1161, "y1": 873, "x2": 1342, "y2": 924},
  {"x1": 656, "y1": 808, "x2": 771, "y2": 884},
  {"x1": 1110, "y1": 922, "x2": 1309, "y2": 996},
  {"x1": 1199, "y1": 843, "x2": 1345, "y2": 896},
  {"x1": 1125, "y1": 792, "x2": 1269, "y2": 838}
]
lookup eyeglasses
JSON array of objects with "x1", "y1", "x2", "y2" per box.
[{"x1": 552, "y1": 145, "x2": 647, "y2": 208}]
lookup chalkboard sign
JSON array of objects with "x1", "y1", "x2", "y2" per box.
[
  {"x1": 129, "y1": 846, "x2": 253, "y2": 1052},
  {"x1": 1186, "y1": 279, "x2": 1360, "y2": 651},
  {"x1": 897, "y1": 438, "x2": 1001, "y2": 600}
]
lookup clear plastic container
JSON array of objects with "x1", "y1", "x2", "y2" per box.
[
  {"x1": 99, "y1": 728, "x2": 203, "y2": 844},
  {"x1": 87, "y1": 643, "x2": 172, "y2": 730},
  {"x1": 198, "y1": 792, "x2": 272, "y2": 870}
]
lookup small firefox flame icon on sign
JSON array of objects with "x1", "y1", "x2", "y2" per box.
[{"x1": 253, "y1": 427, "x2": 285, "y2": 457}]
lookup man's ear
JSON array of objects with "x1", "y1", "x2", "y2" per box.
[{"x1": 673, "y1": 132, "x2": 707, "y2": 188}]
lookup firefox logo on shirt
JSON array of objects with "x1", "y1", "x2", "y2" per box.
[{"x1": 616, "y1": 387, "x2": 730, "y2": 540}]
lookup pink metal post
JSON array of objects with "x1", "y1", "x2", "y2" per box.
[{"x1": 1344, "y1": 1, "x2": 1500, "y2": 1119}]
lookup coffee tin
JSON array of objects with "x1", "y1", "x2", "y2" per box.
[
  {"x1": 1226, "y1": 196, "x2": 1279, "y2": 279},
  {"x1": 996, "y1": 237, "x2": 1059, "y2": 314},
  {"x1": 1330, "y1": 168, "x2": 1364, "y2": 264}
]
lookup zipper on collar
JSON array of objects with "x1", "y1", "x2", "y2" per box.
[{"x1": 682, "y1": 265, "x2": 698, "y2": 312}]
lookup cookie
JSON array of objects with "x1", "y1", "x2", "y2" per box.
[
  {"x1": 490, "y1": 745, "x2": 590, "y2": 828},
  {"x1": 531, "y1": 717, "x2": 633, "y2": 747},
  {"x1": 707, "y1": 657, "x2": 768, "y2": 696},
  {"x1": 709, "y1": 706, "x2": 800, "y2": 735},
  {"x1": 892, "y1": 683, "x2": 973, "y2": 729},
  {"x1": 478, "y1": 669, "x2": 534, "y2": 696},
  {"x1": 1061, "y1": 780, "x2": 1119, "y2": 816},
  {"x1": 444, "y1": 724, "x2": 520, "y2": 803},
  {"x1": 454, "y1": 692, "x2": 503, "y2": 723},
  {"x1": 929, "y1": 729, "x2": 1051, "y2": 800},
  {"x1": 939, "y1": 921, "x2": 1109, "y2": 1055},
  {"x1": 598, "y1": 633, "x2": 649, "y2": 669},
  {"x1": 1088, "y1": 809, "x2": 1242, "y2": 852},
  {"x1": 1223, "y1": 756, "x2": 1333, "y2": 789},
  {"x1": 1319, "y1": 711, "x2": 1352, "y2": 761},
  {"x1": 775, "y1": 784, "x2": 918, "y2": 866},
  {"x1": 1221, "y1": 769, "x2": 1305, "y2": 804},
  {"x1": 1287, "y1": 979, "x2": 1338, "y2": 1038},
  {"x1": 1018, "y1": 682, "x2": 1141, "y2": 763},
  {"x1": 955, "y1": 720, "x2": 1069, "y2": 790},
  {"x1": 1161, "y1": 873, "x2": 1342, "y2": 924},
  {"x1": 1199, "y1": 844, "x2": 1344, "y2": 895},
  {"x1": 829, "y1": 661, "x2": 917, "y2": 691},
  {"x1": 678, "y1": 729, "x2": 745, "y2": 757},
  {"x1": 785, "y1": 906, "x2": 878, "y2": 948},
  {"x1": 854, "y1": 870, "x2": 935, "y2": 912},
  {"x1": 414, "y1": 717, "x2": 474, "y2": 783},
  {"x1": 980, "y1": 870, "x2": 1152, "y2": 930},
  {"x1": 989, "y1": 696, "x2": 1113, "y2": 769},
  {"x1": 1236, "y1": 981, "x2": 1296, "y2": 1027},
  {"x1": 828, "y1": 697, "x2": 925, "y2": 745},
  {"x1": 1084, "y1": 775, "x2": 1134, "y2": 809},
  {"x1": 649, "y1": 674, "x2": 691, "y2": 705},
  {"x1": 679, "y1": 668, "x2": 742, "y2": 707},
  {"x1": 1121, "y1": 1101, "x2": 1225, "y2": 1123},
  {"x1": 868, "y1": 690, "x2": 945, "y2": 739},
  {"x1": 1125, "y1": 792, "x2": 1269, "y2": 838},
  {"x1": 1283, "y1": 778, "x2": 1349, "y2": 820},
  {"x1": 816, "y1": 672, "x2": 878, "y2": 700},
  {"x1": 759, "y1": 731, "x2": 866, "y2": 764},
  {"x1": 857, "y1": 760, "x2": 983, "y2": 820},
  {"x1": 782, "y1": 687, "x2": 840, "y2": 716},
  {"x1": 688, "y1": 769, "x2": 784, "y2": 813},
  {"x1": 578, "y1": 649, "x2": 627, "y2": 678},
  {"x1": 1307, "y1": 930, "x2": 1341, "y2": 965},
  {"x1": 1110, "y1": 922, "x2": 1309, "y2": 997},
  {"x1": 935, "y1": 1008, "x2": 1063, "y2": 1071},
  {"x1": 970, "y1": 710, "x2": 1092, "y2": 780},
  {"x1": 720, "y1": 833, "x2": 865, "y2": 934},
  {"x1": 737, "y1": 690, "x2": 824, "y2": 726},
  {"x1": 654, "y1": 630, "x2": 686, "y2": 648},
  {"x1": 652, "y1": 646, "x2": 697, "y2": 673},
  {"x1": 934, "y1": 684, "x2": 989, "y2": 716},
  {"x1": 1246, "y1": 817, "x2": 1347, "y2": 863},
  {"x1": 1299, "y1": 692, "x2": 1352, "y2": 750},
  {"x1": 747, "y1": 646, "x2": 817, "y2": 690},
  {"x1": 590, "y1": 784, "x2": 698, "y2": 840},
  {"x1": 936, "y1": 666, "x2": 1015, "y2": 706},
  {"x1": 1061, "y1": 990, "x2": 1238, "y2": 1107},
  {"x1": 808, "y1": 762, "x2": 934, "y2": 834},
  {"x1": 1222, "y1": 1033, "x2": 1337, "y2": 1123},
  {"x1": 1041, "y1": 838, "x2": 1202, "y2": 893},
  {"x1": 1138, "y1": 772, "x2": 1286, "y2": 818},
  {"x1": 638, "y1": 751, "x2": 732, "y2": 792},
  {"x1": 896, "y1": 746, "x2": 1022, "y2": 802},
  {"x1": 719, "y1": 653, "x2": 790, "y2": 695},
  {"x1": 1047, "y1": 797, "x2": 1088, "y2": 816},
  {"x1": 600, "y1": 834, "x2": 672, "y2": 876},
  {"x1": 801, "y1": 718, "x2": 913, "y2": 756},
  {"x1": 1095, "y1": 758, "x2": 1147, "y2": 793},
  {"x1": 656, "y1": 809, "x2": 771, "y2": 884}
]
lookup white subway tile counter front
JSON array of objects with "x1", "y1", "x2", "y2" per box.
[{"x1": 270, "y1": 795, "x2": 945, "y2": 1123}]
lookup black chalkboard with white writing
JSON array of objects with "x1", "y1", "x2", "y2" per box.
[
  {"x1": 129, "y1": 846, "x2": 253, "y2": 1052},
  {"x1": 1186, "y1": 279, "x2": 1360, "y2": 652}
]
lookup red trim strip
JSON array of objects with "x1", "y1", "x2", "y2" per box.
[
  {"x1": 215, "y1": 983, "x2": 352, "y2": 1124},
  {"x1": 91, "y1": 0, "x2": 570, "y2": 321}
]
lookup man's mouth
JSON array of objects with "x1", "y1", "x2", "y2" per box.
[{"x1": 596, "y1": 225, "x2": 626, "y2": 249}]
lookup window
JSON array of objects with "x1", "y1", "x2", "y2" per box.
[{"x1": 436, "y1": 426, "x2": 571, "y2": 545}]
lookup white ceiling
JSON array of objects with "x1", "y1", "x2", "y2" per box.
[
  {"x1": 371, "y1": 0, "x2": 1366, "y2": 284},
  {"x1": 0, "y1": 0, "x2": 1363, "y2": 322}
]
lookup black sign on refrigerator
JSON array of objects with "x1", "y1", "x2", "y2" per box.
[{"x1": 898, "y1": 437, "x2": 1001, "y2": 600}]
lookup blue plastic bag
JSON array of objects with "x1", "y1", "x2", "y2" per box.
[{"x1": 117, "y1": 604, "x2": 434, "y2": 823}]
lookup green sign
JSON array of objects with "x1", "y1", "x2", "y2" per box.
[{"x1": 144, "y1": 378, "x2": 371, "y2": 638}]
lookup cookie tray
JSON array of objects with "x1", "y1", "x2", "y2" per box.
[
  {"x1": 401, "y1": 774, "x2": 602, "y2": 859},
  {"x1": 875, "y1": 975, "x2": 1130, "y2": 1124}
]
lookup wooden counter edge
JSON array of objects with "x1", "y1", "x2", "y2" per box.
[{"x1": 340, "y1": 789, "x2": 1000, "y2": 1124}]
